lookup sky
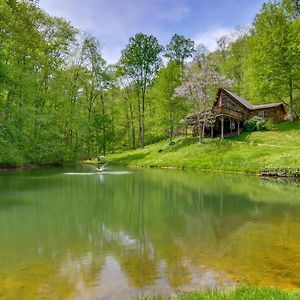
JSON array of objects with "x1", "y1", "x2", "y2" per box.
[{"x1": 39, "y1": 0, "x2": 266, "y2": 64}]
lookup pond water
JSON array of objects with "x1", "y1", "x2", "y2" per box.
[{"x1": 1, "y1": 165, "x2": 300, "y2": 300}]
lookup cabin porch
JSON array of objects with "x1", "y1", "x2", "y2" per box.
[{"x1": 188, "y1": 110, "x2": 244, "y2": 140}]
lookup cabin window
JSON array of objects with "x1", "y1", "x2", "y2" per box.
[
  {"x1": 227, "y1": 100, "x2": 236, "y2": 109},
  {"x1": 259, "y1": 111, "x2": 265, "y2": 118}
]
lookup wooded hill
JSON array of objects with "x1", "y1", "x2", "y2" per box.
[{"x1": 0, "y1": 0, "x2": 299, "y2": 167}]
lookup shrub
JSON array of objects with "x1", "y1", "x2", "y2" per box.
[
  {"x1": 244, "y1": 116, "x2": 266, "y2": 132},
  {"x1": 265, "y1": 119, "x2": 278, "y2": 131}
]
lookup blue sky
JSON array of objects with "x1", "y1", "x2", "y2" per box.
[{"x1": 39, "y1": 0, "x2": 266, "y2": 64}]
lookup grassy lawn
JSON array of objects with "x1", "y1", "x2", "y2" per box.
[
  {"x1": 96, "y1": 120, "x2": 300, "y2": 175},
  {"x1": 142, "y1": 286, "x2": 300, "y2": 300}
]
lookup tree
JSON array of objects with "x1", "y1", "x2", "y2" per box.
[
  {"x1": 216, "y1": 35, "x2": 231, "y2": 59},
  {"x1": 81, "y1": 34, "x2": 111, "y2": 156},
  {"x1": 193, "y1": 43, "x2": 209, "y2": 69},
  {"x1": 246, "y1": 1, "x2": 300, "y2": 120},
  {"x1": 162, "y1": 35, "x2": 195, "y2": 142},
  {"x1": 115, "y1": 69, "x2": 138, "y2": 149},
  {"x1": 151, "y1": 62, "x2": 187, "y2": 143},
  {"x1": 165, "y1": 34, "x2": 195, "y2": 65},
  {"x1": 283, "y1": 0, "x2": 300, "y2": 18},
  {"x1": 217, "y1": 28, "x2": 249, "y2": 95},
  {"x1": 174, "y1": 63, "x2": 232, "y2": 144},
  {"x1": 120, "y1": 33, "x2": 163, "y2": 148}
]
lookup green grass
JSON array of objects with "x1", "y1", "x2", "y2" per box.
[
  {"x1": 96, "y1": 120, "x2": 300, "y2": 175},
  {"x1": 141, "y1": 286, "x2": 300, "y2": 300}
]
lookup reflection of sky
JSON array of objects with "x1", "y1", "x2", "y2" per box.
[{"x1": 39, "y1": 0, "x2": 266, "y2": 63}]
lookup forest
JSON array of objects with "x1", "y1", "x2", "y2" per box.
[{"x1": 0, "y1": 0, "x2": 299, "y2": 167}]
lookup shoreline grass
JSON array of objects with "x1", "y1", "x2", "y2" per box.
[
  {"x1": 97, "y1": 120, "x2": 300, "y2": 177},
  {"x1": 140, "y1": 286, "x2": 300, "y2": 300}
]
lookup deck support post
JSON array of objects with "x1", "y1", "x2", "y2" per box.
[
  {"x1": 211, "y1": 125, "x2": 214, "y2": 138},
  {"x1": 221, "y1": 116, "x2": 224, "y2": 140},
  {"x1": 237, "y1": 121, "x2": 240, "y2": 135}
]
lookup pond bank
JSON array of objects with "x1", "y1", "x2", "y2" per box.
[
  {"x1": 0, "y1": 162, "x2": 75, "y2": 172},
  {"x1": 142, "y1": 286, "x2": 300, "y2": 300},
  {"x1": 94, "y1": 121, "x2": 300, "y2": 178}
]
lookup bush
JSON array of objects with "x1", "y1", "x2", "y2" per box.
[
  {"x1": 265, "y1": 119, "x2": 278, "y2": 131},
  {"x1": 244, "y1": 116, "x2": 266, "y2": 132}
]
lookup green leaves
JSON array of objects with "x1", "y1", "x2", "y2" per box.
[
  {"x1": 165, "y1": 34, "x2": 195, "y2": 64},
  {"x1": 120, "y1": 33, "x2": 163, "y2": 148},
  {"x1": 246, "y1": 1, "x2": 300, "y2": 118},
  {"x1": 120, "y1": 33, "x2": 163, "y2": 88}
]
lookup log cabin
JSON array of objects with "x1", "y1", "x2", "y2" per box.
[{"x1": 186, "y1": 88, "x2": 286, "y2": 139}]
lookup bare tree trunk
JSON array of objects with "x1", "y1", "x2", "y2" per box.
[
  {"x1": 169, "y1": 111, "x2": 174, "y2": 143},
  {"x1": 129, "y1": 99, "x2": 136, "y2": 149},
  {"x1": 197, "y1": 113, "x2": 202, "y2": 144},
  {"x1": 289, "y1": 79, "x2": 294, "y2": 121},
  {"x1": 221, "y1": 116, "x2": 224, "y2": 140},
  {"x1": 100, "y1": 93, "x2": 106, "y2": 155},
  {"x1": 200, "y1": 103, "x2": 208, "y2": 144},
  {"x1": 141, "y1": 90, "x2": 145, "y2": 148},
  {"x1": 137, "y1": 91, "x2": 142, "y2": 148},
  {"x1": 123, "y1": 97, "x2": 131, "y2": 149},
  {"x1": 201, "y1": 124, "x2": 205, "y2": 143}
]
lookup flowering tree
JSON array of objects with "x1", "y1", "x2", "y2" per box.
[{"x1": 174, "y1": 63, "x2": 232, "y2": 143}]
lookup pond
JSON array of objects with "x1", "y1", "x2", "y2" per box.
[{"x1": 1, "y1": 165, "x2": 300, "y2": 299}]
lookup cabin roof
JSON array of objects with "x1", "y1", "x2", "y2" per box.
[
  {"x1": 223, "y1": 89, "x2": 253, "y2": 110},
  {"x1": 252, "y1": 103, "x2": 284, "y2": 110},
  {"x1": 220, "y1": 88, "x2": 285, "y2": 112}
]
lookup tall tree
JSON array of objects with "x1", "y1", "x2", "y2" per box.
[
  {"x1": 216, "y1": 28, "x2": 249, "y2": 95},
  {"x1": 120, "y1": 33, "x2": 163, "y2": 148},
  {"x1": 246, "y1": 1, "x2": 300, "y2": 120},
  {"x1": 165, "y1": 34, "x2": 195, "y2": 65},
  {"x1": 81, "y1": 34, "x2": 111, "y2": 156},
  {"x1": 162, "y1": 35, "x2": 195, "y2": 142},
  {"x1": 151, "y1": 62, "x2": 187, "y2": 143},
  {"x1": 116, "y1": 69, "x2": 138, "y2": 149},
  {"x1": 193, "y1": 43, "x2": 209, "y2": 69}
]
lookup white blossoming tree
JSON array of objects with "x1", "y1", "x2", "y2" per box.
[{"x1": 174, "y1": 63, "x2": 232, "y2": 143}]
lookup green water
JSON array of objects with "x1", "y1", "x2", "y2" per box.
[{"x1": 1, "y1": 165, "x2": 300, "y2": 300}]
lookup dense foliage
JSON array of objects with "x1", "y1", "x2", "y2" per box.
[
  {"x1": 0, "y1": 0, "x2": 299, "y2": 166},
  {"x1": 243, "y1": 116, "x2": 266, "y2": 132}
]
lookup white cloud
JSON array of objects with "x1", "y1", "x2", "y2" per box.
[
  {"x1": 39, "y1": 0, "x2": 175, "y2": 63},
  {"x1": 193, "y1": 27, "x2": 233, "y2": 51},
  {"x1": 38, "y1": 0, "x2": 256, "y2": 63}
]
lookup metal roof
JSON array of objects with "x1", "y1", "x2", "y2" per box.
[
  {"x1": 222, "y1": 89, "x2": 284, "y2": 111},
  {"x1": 252, "y1": 103, "x2": 283, "y2": 110},
  {"x1": 223, "y1": 89, "x2": 253, "y2": 109}
]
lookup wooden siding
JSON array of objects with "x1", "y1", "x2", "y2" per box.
[
  {"x1": 186, "y1": 88, "x2": 286, "y2": 128},
  {"x1": 212, "y1": 91, "x2": 249, "y2": 120},
  {"x1": 251, "y1": 106, "x2": 285, "y2": 120}
]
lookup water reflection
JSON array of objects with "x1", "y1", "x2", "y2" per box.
[{"x1": 0, "y1": 166, "x2": 300, "y2": 299}]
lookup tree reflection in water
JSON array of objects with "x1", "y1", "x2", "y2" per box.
[{"x1": 0, "y1": 167, "x2": 300, "y2": 299}]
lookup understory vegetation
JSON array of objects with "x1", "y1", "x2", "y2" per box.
[{"x1": 1, "y1": 0, "x2": 299, "y2": 167}]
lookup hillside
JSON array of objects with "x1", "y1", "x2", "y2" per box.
[{"x1": 100, "y1": 121, "x2": 300, "y2": 175}]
